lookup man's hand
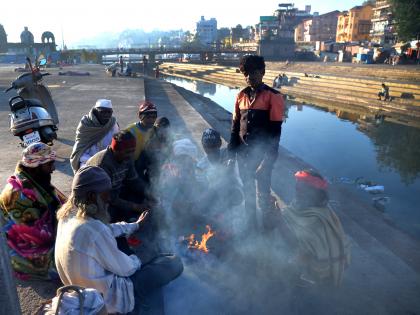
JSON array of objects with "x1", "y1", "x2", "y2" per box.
[
  {"x1": 131, "y1": 202, "x2": 149, "y2": 213},
  {"x1": 135, "y1": 211, "x2": 149, "y2": 226}
]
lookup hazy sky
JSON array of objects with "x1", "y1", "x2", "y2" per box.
[{"x1": 1, "y1": 0, "x2": 363, "y2": 47}]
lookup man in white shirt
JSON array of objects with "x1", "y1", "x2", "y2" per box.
[
  {"x1": 55, "y1": 166, "x2": 183, "y2": 314},
  {"x1": 70, "y1": 99, "x2": 120, "y2": 173}
]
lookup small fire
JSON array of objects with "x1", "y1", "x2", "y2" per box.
[{"x1": 187, "y1": 225, "x2": 215, "y2": 253}]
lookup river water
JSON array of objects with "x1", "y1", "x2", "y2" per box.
[{"x1": 164, "y1": 75, "x2": 420, "y2": 240}]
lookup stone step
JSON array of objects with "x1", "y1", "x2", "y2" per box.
[
  {"x1": 163, "y1": 67, "x2": 420, "y2": 105},
  {"x1": 160, "y1": 65, "x2": 420, "y2": 119},
  {"x1": 282, "y1": 85, "x2": 420, "y2": 118},
  {"x1": 162, "y1": 63, "x2": 420, "y2": 91},
  {"x1": 285, "y1": 81, "x2": 420, "y2": 106}
]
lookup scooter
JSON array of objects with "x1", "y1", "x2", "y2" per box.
[
  {"x1": 5, "y1": 57, "x2": 59, "y2": 125},
  {"x1": 6, "y1": 96, "x2": 57, "y2": 146},
  {"x1": 5, "y1": 58, "x2": 58, "y2": 146}
]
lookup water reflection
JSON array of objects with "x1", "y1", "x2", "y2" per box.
[
  {"x1": 163, "y1": 75, "x2": 420, "y2": 238},
  {"x1": 367, "y1": 121, "x2": 420, "y2": 185},
  {"x1": 196, "y1": 81, "x2": 216, "y2": 95}
]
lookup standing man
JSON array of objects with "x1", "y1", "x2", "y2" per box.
[
  {"x1": 119, "y1": 55, "x2": 124, "y2": 73},
  {"x1": 143, "y1": 55, "x2": 148, "y2": 75},
  {"x1": 228, "y1": 55, "x2": 284, "y2": 231},
  {"x1": 70, "y1": 99, "x2": 119, "y2": 173}
]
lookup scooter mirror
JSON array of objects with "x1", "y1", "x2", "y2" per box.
[{"x1": 39, "y1": 58, "x2": 47, "y2": 66}]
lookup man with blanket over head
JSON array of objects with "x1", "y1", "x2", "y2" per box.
[
  {"x1": 70, "y1": 99, "x2": 119, "y2": 173},
  {"x1": 0, "y1": 143, "x2": 66, "y2": 280},
  {"x1": 280, "y1": 169, "x2": 350, "y2": 287}
]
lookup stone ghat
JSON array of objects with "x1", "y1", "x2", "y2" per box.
[{"x1": 159, "y1": 62, "x2": 420, "y2": 122}]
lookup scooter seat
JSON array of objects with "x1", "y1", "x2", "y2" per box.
[{"x1": 10, "y1": 98, "x2": 43, "y2": 111}]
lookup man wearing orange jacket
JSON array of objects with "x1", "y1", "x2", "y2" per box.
[{"x1": 228, "y1": 54, "x2": 284, "y2": 231}]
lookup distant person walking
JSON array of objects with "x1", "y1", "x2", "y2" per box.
[
  {"x1": 143, "y1": 56, "x2": 148, "y2": 75},
  {"x1": 155, "y1": 63, "x2": 160, "y2": 78},
  {"x1": 119, "y1": 56, "x2": 124, "y2": 73},
  {"x1": 378, "y1": 83, "x2": 390, "y2": 101}
]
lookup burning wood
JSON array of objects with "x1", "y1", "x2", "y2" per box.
[{"x1": 186, "y1": 225, "x2": 215, "y2": 253}]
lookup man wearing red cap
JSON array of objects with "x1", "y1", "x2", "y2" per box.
[
  {"x1": 126, "y1": 100, "x2": 158, "y2": 162},
  {"x1": 87, "y1": 131, "x2": 149, "y2": 252},
  {"x1": 281, "y1": 169, "x2": 350, "y2": 287}
]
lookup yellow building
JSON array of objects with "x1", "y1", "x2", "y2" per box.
[{"x1": 336, "y1": 4, "x2": 373, "y2": 42}]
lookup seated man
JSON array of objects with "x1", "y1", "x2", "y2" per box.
[
  {"x1": 281, "y1": 73, "x2": 288, "y2": 86},
  {"x1": 86, "y1": 131, "x2": 147, "y2": 223},
  {"x1": 280, "y1": 169, "x2": 350, "y2": 287},
  {"x1": 70, "y1": 99, "x2": 119, "y2": 173},
  {"x1": 160, "y1": 138, "x2": 207, "y2": 234},
  {"x1": 196, "y1": 129, "x2": 243, "y2": 236},
  {"x1": 55, "y1": 166, "x2": 183, "y2": 315},
  {"x1": 135, "y1": 117, "x2": 172, "y2": 195},
  {"x1": 126, "y1": 101, "x2": 158, "y2": 163},
  {"x1": 197, "y1": 128, "x2": 243, "y2": 208},
  {"x1": 0, "y1": 143, "x2": 66, "y2": 279},
  {"x1": 378, "y1": 83, "x2": 390, "y2": 101},
  {"x1": 272, "y1": 73, "x2": 283, "y2": 88}
]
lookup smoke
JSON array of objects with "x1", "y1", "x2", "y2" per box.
[{"x1": 142, "y1": 135, "x2": 304, "y2": 315}]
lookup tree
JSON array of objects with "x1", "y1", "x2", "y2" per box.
[
  {"x1": 362, "y1": 0, "x2": 375, "y2": 5},
  {"x1": 389, "y1": 0, "x2": 420, "y2": 41}
]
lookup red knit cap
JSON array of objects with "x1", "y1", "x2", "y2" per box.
[
  {"x1": 138, "y1": 101, "x2": 157, "y2": 114},
  {"x1": 295, "y1": 170, "x2": 328, "y2": 190},
  {"x1": 110, "y1": 135, "x2": 136, "y2": 152}
]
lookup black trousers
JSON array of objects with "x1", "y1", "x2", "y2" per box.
[{"x1": 237, "y1": 147, "x2": 275, "y2": 229}]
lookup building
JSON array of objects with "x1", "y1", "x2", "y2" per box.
[
  {"x1": 0, "y1": 26, "x2": 57, "y2": 63},
  {"x1": 196, "y1": 16, "x2": 217, "y2": 46},
  {"x1": 370, "y1": 0, "x2": 397, "y2": 46},
  {"x1": 295, "y1": 11, "x2": 340, "y2": 42},
  {"x1": 304, "y1": 11, "x2": 340, "y2": 42},
  {"x1": 255, "y1": 4, "x2": 313, "y2": 59},
  {"x1": 294, "y1": 21, "x2": 306, "y2": 42},
  {"x1": 255, "y1": 16, "x2": 280, "y2": 42},
  {"x1": 336, "y1": 4, "x2": 373, "y2": 42}
]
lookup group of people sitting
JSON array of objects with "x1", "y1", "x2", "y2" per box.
[
  {"x1": 0, "y1": 54, "x2": 351, "y2": 314},
  {"x1": 272, "y1": 73, "x2": 288, "y2": 89}
]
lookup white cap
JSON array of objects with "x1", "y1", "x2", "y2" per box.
[{"x1": 94, "y1": 99, "x2": 112, "y2": 109}]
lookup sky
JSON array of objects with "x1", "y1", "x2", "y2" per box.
[{"x1": 1, "y1": 0, "x2": 363, "y2": 47}]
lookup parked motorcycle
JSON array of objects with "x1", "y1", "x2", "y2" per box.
[
  {"x1": 5, "y1": 58, "x2": 58, "y2": 146},
  {"x1": 5, "y1": 57, "x2": 59, "y2": 125}
]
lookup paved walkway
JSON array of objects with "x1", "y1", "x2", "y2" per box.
[{"x1": 0, "y1": 64, "x2": 419, "y2": 314}]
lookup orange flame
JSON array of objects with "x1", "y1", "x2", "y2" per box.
[{"x1": 187, "y1": 225, "x2": 215, "y2": 253}]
